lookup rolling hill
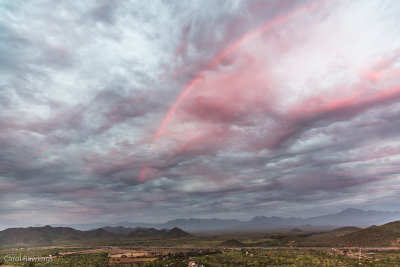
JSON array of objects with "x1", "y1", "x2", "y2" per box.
[
  {"x1": 0, "y1": 225, "x2": 191, "y2": 247},
  {"x1": 330, "y1": 226, "x2": 361, "y2": 233},
  {"x1": 102, "y1": 226, "x2": 136, "y2": 235},
  {"x1": 334, "y1": 220, "x2": 400, "y2": 247},
  {"x1": 126, "y1": 227, "x2": 192, "y2": 239},
  {"x1": 0, "y1": 225, "x2": 116, "y2": 246},
  {"x1": 166, "y1": 227, "x2": 193, "y2": 238}
]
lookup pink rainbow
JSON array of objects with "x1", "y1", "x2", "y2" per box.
[{"x1": 140, "y1": 0, "x2": 330, "y2": 181}]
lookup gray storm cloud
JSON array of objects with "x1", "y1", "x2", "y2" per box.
[{"x1": 1, "y1": 0, "x2": 400, "y2": 228}]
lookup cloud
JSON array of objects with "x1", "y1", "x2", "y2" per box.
[{"x1": 1, "y1": 0, "x2": 400, "y2": 228}]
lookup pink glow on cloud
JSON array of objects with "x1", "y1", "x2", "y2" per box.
[
  {"x1": 139, "y1": 0, "x2": 400, "y2": 192},
  {"x1": 3, "y1": 0, "x2": 400, "y2": 227},
  {"x1": 140, "y1": 0, "x2": 333, "y2": 181},
  {"x1": 152, "y1": 0, "x2": 330, "y2": 145}
]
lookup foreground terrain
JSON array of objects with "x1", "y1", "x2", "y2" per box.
[
  {"x1": 3, "y1": 220, "x2": 400, "y2": 266},
  {"x1": 2, "y1": 246, "x2": 400, "y2": 266}
]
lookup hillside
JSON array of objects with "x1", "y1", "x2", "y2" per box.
[
  {"x1": 127, "y1": 227, "x2": 192, "y2": 239},
  {"x1": 0, "y1": 225, "x2": 191, "y2": 247},
  {"x1": 102, "y1": 226, "x2": 137, "y2": 235},
  {"x1": 335, "y1": 221, "x2": 400, "y2": 247},
  {"x1": 127, "y1": 228, "x2": 166, "y2": 238},
  {"x1": 165, "y1": 227, "x2": 193, "y2": 238},
  {"x1": 0, "y1": 225, "x2": 116, "y2": 247},
  {"x1": 330, "y1": 226, "x2": 361, "y2": 233}
]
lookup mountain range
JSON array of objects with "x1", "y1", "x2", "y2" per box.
[
  {"x1": 4, "y1": 220, "x2": 400, "y2": 248},
  {"x1": 0, "y1": 226, "x2": 192, "y2": 247},
  {"x1": 37, "y1": 208, "x2": 400, "y2": 232},
  {"x1": 334, "y1": 220, "x2": 400, "y2": 247}
]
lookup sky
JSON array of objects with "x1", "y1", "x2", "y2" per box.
[{"x1": 1, "y1": 0, "x2": 400, "y2": 229}]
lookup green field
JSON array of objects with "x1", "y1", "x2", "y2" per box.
[
  {"x1": 2, "y1": 247, "x2": 400, "y2": 266},
  {"x1": 149, "y1": 249, "x2": 400, "y2": 267},
  {"x1": 2, "y1": 222, "x2": 400, "y2": 266}
]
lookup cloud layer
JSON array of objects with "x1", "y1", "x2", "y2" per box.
[{"x1": 1, "y1": 0, "x2": 400, "y2": 228}]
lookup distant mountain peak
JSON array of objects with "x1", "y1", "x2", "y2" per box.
[
  {"x1": 341, "y1": 208, "x2": 364, "y2": 213},
  {"x1": 16, "y1": 208, "x2": 400, "y2": 234}
]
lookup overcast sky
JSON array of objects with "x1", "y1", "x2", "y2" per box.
[{"x1": 1, "y1": 0, "x2": 400, "y2": 229}]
